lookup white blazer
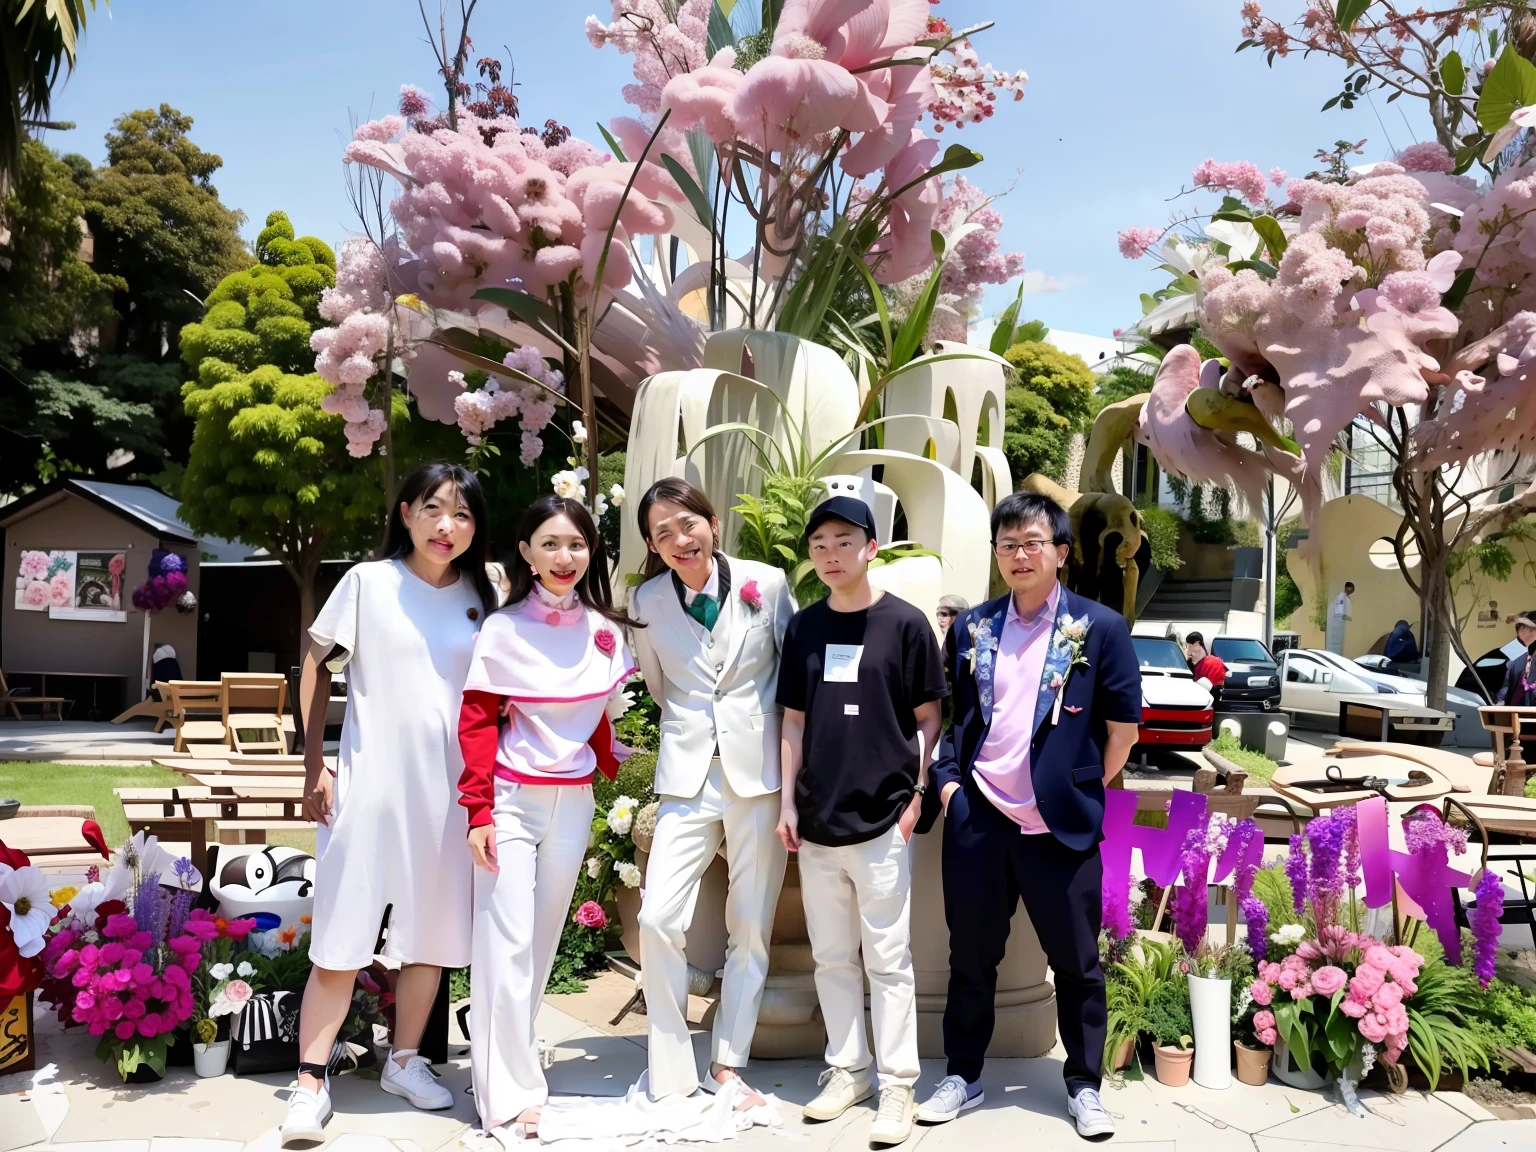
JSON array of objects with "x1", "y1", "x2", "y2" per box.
[{"x1": 630, "y1": 555, "x2": 794, "y2": 801}]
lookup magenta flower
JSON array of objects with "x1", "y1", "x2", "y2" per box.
[
  {"x1": 739, "y1": 579, "x2": 762, "y2": 612},
  {"x1": 594, "y1": 628, "x2": 617, "y2": 656},
  {"x1": 1250, "y1": 979, "x2": 1272, "y2": 1006},
  {"x1": 574, "y1": 900, "x2": 607, "y2": 929},
  {"x1": 1469, "y1": 867, "x2": 1505, "y2": 987}
]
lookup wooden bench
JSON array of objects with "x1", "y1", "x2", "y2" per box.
[
  {"x1": 0, "y1": 668, "x2": 68, "y2": 721},
  {"x1": 167, "y1": 681, "x2": 227, "y2": 753}
]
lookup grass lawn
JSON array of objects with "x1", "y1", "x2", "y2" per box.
[
  {"x1": 0, "y1": 761, "x2": 316, "y2": 854},
  {"x1": 1207, "y1": 730, "x2": 1279, "y2": 784}
]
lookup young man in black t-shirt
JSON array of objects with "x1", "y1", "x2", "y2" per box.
[{"x1": 776, "y1": 496, "x2": 947, "y2": 1147}]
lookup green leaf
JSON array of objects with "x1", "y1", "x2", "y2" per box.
[
  {"x1": 887, "y1": 144, "x2": 982, "y2": 201},
  {"x1": 660, "y1": 154, "x2": 715, "y2": 235},
  {"x1": 1478, "y1": 45, "x2": 1536, "y2": 134},
  {"x1": 990, "y1": 280, "x2": 1027, "y2": 357},
  {"x1": 1226, "y1": 259, "x2": 1279, "y2": 279},
  {"x1": 597, "y1": 122, "x2": 629, "y2": 163},
  {"x1": 707, "y1": 0, "x2": 736, "y2": 57},
  {"x1": 1251, "y1": 215, "x2": 1289, "y2": 263},
  {"x1": 472, "y1": 287, "x2": 562, "y2": 333},
  {"x1": 1335, "y1": 0, "x2": 1371, "y2": 31},
  {"x1": 1442, "y1": 266, "x2": 1475, "y2": 311}
]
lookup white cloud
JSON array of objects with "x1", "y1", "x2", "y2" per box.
[{"x1": 1019, "y1": 269, "x2": 1065, "y2": 295}]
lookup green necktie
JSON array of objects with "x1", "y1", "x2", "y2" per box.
[{"x1": 687, "y1": 593, "x2": 719, "y2": 631}]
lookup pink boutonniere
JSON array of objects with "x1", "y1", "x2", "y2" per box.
[
  {"x1": 740, "y1": 579, "x2": 762, "y2": 613},
  {"x1": 594, "y1": 628, "x2": 617, "y2": 655}
]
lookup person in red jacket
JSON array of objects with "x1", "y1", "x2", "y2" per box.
[
  {"x1": 458, "y1": 495, "x2": 638, "y2": 1140},
  {"x1": 1185, "y1": 632, "x2": 1227, "y2": 693}
]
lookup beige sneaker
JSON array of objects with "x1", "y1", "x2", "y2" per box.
[
  {"x1": 869, "y1": 1084, "x2": 915, "y2": 1147},
  {"x1": 803, "y1": 1065, "x2": 875, "y2": 1121}
]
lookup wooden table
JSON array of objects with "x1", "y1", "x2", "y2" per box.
[
  {"x1": 1339, "y1": 699, "x2": 1455, "y2": 745},
  {"x1": 1478, "y1": 706, "x2": 1536, "y2": 794},
  {"x1": 160, "y1": 757, "x2": 306, "y2": 777},
  {"x1": 1270, "y1": 754, "x2": 1454, "y2": 811},
  {"x1": 188, "y1": 773, "x2": 303, "y2": 793},
  {"x1": 0, "y1": 816, "x2": 99, "y2": 862}
]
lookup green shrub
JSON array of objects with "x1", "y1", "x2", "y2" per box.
[
  {"x1": 1208, "y1": 729, "x2": 1279, "y2": 784},
  {"x1": 1146, "y1": 980, "x2": 1193, "y2": 1049},
  {"x1": 615, "y1": 685, "x2": 660, "y2": 751},
  {"x1": 593, "y1": 750, "x2": 657, "y2": 813},
  {"x1": 1137, "y1": 504, "x2": 1184, "y2": 573},
  {"x1": 1252, "y1": 863, "x2": 1299, "y2": 933}
]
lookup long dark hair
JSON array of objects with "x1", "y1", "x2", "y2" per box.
[
  {"x1": 506, "y1": 495, "x2": 640, "y2": 629},
  {"x1": 380, "y1": 462, "x2": 498, "y2": 617},
  {"x1": 636, "y1": 477, "x2": 721, "y2": 582}
]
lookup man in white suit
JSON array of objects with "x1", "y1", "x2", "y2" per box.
[{"x1": 630, "y1": 477, "x2": 796, "y2": 1107}]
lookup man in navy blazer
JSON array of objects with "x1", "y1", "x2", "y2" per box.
[{"x1": 915, "y1": 492, "x2": 1141, "y2": 1141}]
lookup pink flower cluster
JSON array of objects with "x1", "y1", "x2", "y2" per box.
[
  {"x1": 586, "y1": 0, "x2": 711, "y2": 116},
  {"x1": 44, "y1": 910, "x2": 203, "y2": 1041},
  {"x1": 1117, "y1": 226, "x2": 1162, "y2": 260},
  {"x1": 926, "y1": 29, "x2": 1028, "y2": 132},
  {"x1": 453, "y1": 346, "x2": 563, "y2": 463},
  {"x1": 1192, "y1": 159, "x2": 1268, "y2": 206},
  {"x1": 311, "y1": 237, "x2": 398, "y2": 458},
  {"x1": 1250, "y1": 940, "x2": 1422, "y2": 1064}
]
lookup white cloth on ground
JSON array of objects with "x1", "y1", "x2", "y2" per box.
[
  {"x1": 797, "y1": 824, "x2": 919, "y2": 1088},
  {"x1": 308, "y1": 558, "x2": 479, "y2": 970}
]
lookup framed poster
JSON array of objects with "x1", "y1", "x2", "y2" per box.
[
  {"x1": 13, "y1": 549, "x2": 74, "y2": 612},
  {"x1": 48, "y1": 550, "x2": 128, "y2": 622}
]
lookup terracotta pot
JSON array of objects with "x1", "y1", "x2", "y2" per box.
[
  {"x1": 1154, "y1": 1044, "x2": 1193, "y2": 1087},
  {"x1": 1234, "y1": 1041, "x2": 1271, "y2": 1086},
  {"x1": 1113, "y1": 1037, "x2": 1136, "y2": 1070}
]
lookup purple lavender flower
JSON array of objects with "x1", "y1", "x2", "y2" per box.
[
  {"x1": 1307, "y1": 809, "x2": 1347, "y2": 902},
  {"x1": 1241, "y1": 892, "x2": 1269, "y2": 963},
  {"x1": 1173, "y1": 824, "x2": 1212, "y2": 953},
  {"x1": 167, "y1": 887, "x2": 193, "y2": 941},
  {"x1": 1101, "y1": 875, "x2": 1132, "y2": 941},
  {"x1": 134, "y1": 874, "x2": 168, "y2": 946},
  {"x1": 1403, "y1": 808, "x2": 1468, "y2": 861},
  {"x1": 1230, "y1": 818, "x2": 1260, "y2": 902},
  {"x1": 1469, "y1": 868, "x2": 1505, "y2": 988},
  {"x1": 1285, "y1": 833, "x2": 1309, "y2": 916}
]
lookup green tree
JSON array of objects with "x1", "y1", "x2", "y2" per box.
[
  {"x1": 1001, "y1": 340, "x2": 1095, "y2": 482},
  {"x1": 177, "y1": 212, "x2": 376, "y2": 647}
]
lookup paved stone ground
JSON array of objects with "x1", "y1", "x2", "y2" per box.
[{"x1": 4, "y1": 977, "x2": 1534, "y2": 1152}]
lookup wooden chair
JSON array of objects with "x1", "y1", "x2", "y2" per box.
[
  {"x1": 221, "y1": 672, "x2": 289, "y2": 755},
  {"x1": 0, "y1": 668, "x2": 68, "y2": 721},
  {"x1": 111, "y1": 682, "x2": 174, "y2": 730},
  {"x1": 167, "y1": 681, "x2": 227, "y2": 753}
]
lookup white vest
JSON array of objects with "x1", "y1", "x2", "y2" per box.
[{"x1": 630, "y1": 556, "x2": 793, "y2": 801}]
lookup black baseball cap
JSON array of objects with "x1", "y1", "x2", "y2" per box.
[{"x1": 805, "y1": 495, "x2": 878, "y2": 540}]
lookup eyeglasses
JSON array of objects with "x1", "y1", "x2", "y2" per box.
[
  {"x1": 936, "y1": 608, "x2": 957, "y2": 619},
  {"x1": 992, "y1": 539, "x2": 1056, "y2": 558}
]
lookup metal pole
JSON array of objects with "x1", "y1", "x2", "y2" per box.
[{"x1": 1263, "y1": 475, "x2": 1277, "y2": 650}]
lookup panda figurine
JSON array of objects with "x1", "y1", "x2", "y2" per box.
[{"x1": 209, "y1": 844, "x2": 317, "y2": 934}]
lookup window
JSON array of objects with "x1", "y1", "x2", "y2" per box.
[
  {"x1": 1345, "y1": 418, "x2": 1399, "y2": 509},
  {"x1": 1133, "y1": 637, "x2": 1191, "y2": 674},
  {"x1": 1211, "y1": 638, "x2": 1273, "y2": 663}
]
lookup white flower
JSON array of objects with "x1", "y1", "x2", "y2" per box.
[
  {"x1": 571, "y1": 420, "x2": 588, "y2": 444},
  {"x1": 607, "y1": 795, "x2": 638, "y2": 837},
  {"x1": 551, "y1": 470, "x2": 586, "y2": 500},
  {"x1": 64, "y1": 880, "x2": 108, "y2": 930},
  {"x1": 607, "y1": 688, "x2": 634, "y2": 723},
  {"x1": 1486, "y1": 104, "x2": 1536, "y2": 162},
  {"x1": 595, "y1": 493, "x2": 609, "y2": 519},
  {"x1": 1270, "y1": 923, "x2": 1306, "y2": 945},
  {"x1": 0, "y1": 865, "x2": 52, "y2": 957},
  {"x1": 585, "y1": 856, "x2": 604, "y2": 879},
  {"x1": 616, "y1": 861, "x2": 643, "y2": 888},
  {"x1": 609, "y1": 483, "x2": 624, "y2": 507},
  {"x1": 1203, "y1": 218, "x2": 1264, "y2": 261},
  {"x1": 236, "y1": 961, "x2": 256, "y2": 978},
  {"x1": 1127, "y1": 882, "x2": 1146, "y2": 910},
  {"x1": 1060, "y1": 615, "x2": 1088, "y2": 642},
  {"x1": 209, "y1": 963, "x2": 234, "y2": 981}
]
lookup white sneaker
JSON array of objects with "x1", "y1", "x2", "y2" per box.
[
  {"x1": 916, "y1": 1074, "x2": 983, "y2": 1123},
  {"x1": 803, "y1": 1065, "x2": 875, "y2": 1121},
  {"x1": 1067, "y1": 1087, "x2": 1115, "y2": 1139},
  {"x1": 381, "y1": 1052, "x2": 454, "y2": 1110},
  {"x1": 280, "y1": 1082, "x2": 332, "y2": 1147},
  {"x1": 869, "y1": 1084, "x2": 915, "y2": 1147}
]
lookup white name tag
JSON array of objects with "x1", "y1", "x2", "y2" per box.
[
  {"x1": 844, "y1": 704, "x2": 860, "y2": 716},
  {"x1": 824, "y1": 644, "x2": 864, "y2": 682}
]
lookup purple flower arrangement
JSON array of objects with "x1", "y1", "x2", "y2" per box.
[
  {"x1": 130, "y1": 549, "x2": 188, "y2": 613},
  {"x1": 1470, "y1": 867, "x2": 1504, "y2": 987}
]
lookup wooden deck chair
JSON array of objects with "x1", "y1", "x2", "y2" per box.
[
  {"x1": 221, "y1": 672, "x2": 289, "y2": 754},
  {"x1": 0, "y1": 668, "x2": 69, "y2": 721},
  {"x1": 112, "y1": 681, "x2": 175, "y2": 730},
  {"x1": 168, "y1": 680, "x2": 227, "y2": 753}
]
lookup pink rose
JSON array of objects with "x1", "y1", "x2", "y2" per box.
[
  {"x1": 222, "y1": 979, "x2": 253, "y2": 1007},
  {"x1": 1290, "y1": 979, "x2": 1314, "y2": 1001},
  {"x1": 1258, "y1": 961, "x2": 1280, "y2": 983},
  {"x1": 1349, "y1": 964, "x2": 1384, "y2": 1001},
  {"x1": 1257, "y1": 1027, "x2": 1278, "y2": 1046},
  {"x1": 1383, "y1": 1005, "x2": 1409, "y2": 1036},
  {"x1": 1373, "y1": 982, "x2": 1404, "y2": 1011},
  {"x1": 1250, "y1": 980, "x2": 1272, "y2": 1006},
  {"x1": 1363, "y1": 944, "x2": 1395, "y2": 971},
  {"x1": 1277, "y1": 967, "x2": 1298, "y2": 991},
  {"x1": 1311, "y1": 965, "x2": 1347, "y2": 997},
  {"x1": 594, "y1": 628, "x2": 616, "y2": 655},
  {"x1": 1252, "y1": 1009, "x2": 1276, "y2": 1031},
  {"x1": 740, "y1": 579, "x2": 762, "y2": 611},
  {"x1": 1358, "y1": 1012, "x2": 1389, "y2": 1044},
  {"x1": 574, "y1": 900, "x2": 607, "y2": 929},
  {"x1": 1339, "y1": 997, "x2": 1367, "y2": 1018},
  {"x1": 49, "y1": 574, "x2": 72, "y2": 607},
  {"x1": 23, "y1": 580, "x2": 49, "y2": 607}
]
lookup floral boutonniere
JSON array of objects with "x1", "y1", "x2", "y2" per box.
[
  {"x1": 740, "y1": 579, "x2": 762, "y2": 613},
  {"x1": 967, "y1": 618, "x2": 998, "y2": 675},
  {"x1": 594, "y1": 628, "x2": 617, "y2": 655},
  {"x1": 1050, "y1": 613, "x2": 1093, "y2": 724}
]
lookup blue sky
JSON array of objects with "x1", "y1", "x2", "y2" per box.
[{"x1": 44, "y1": 0, "x2": 1434, "y2": 338}]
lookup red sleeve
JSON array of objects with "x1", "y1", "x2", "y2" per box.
[
  {"x1": 458, "y1": 690, "x2": 503, "y2": 828},
  {"x1": 587, "y1": 713, "x2": 631, "y2": 782}
]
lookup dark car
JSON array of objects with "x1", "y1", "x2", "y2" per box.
[
  {"x1": 1209, "y1": 636, "x2": 1282, "y2": 711},
  {"x1": 1457, "y1": 642, "x2": 1522, "y2": 699}
]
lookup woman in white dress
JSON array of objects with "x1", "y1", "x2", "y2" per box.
[
  {"x1": 457, "y1": 495, "x2": 637, "y2": 1140},
  {"x1": 282, "y1": 462, "x2": 499, "y2": 1146}
]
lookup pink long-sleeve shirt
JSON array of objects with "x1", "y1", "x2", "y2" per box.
[{"x1": 971, "y1": 582, "x2": 1059, "y2": 834}]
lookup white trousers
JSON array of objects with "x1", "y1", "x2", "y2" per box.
[
  {"x1": 797, "y1": 825, "x2": 919, "y2": 1088},
  {"x1": 638, "y1": 761, "x2": 786, "y2": 1097},
  {"x1": 470, "y1": 780, "x2": 594, "y2": 1130}
]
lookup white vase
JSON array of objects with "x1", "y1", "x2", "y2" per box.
[
  {"x1": 1188, "y1": 974, "x2": 1232, "y2": 1089},
  {"x1": 192, "y1": 1039, "x2": 230, "y2": 1078},
  {"x1": 1271, "y1": 1033, "x2": 1327, "y2": 1091}
]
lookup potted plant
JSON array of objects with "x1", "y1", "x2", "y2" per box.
[
  {"x1": 1187, "y1": 941, "x2": 1255, "y2": 1090},
  {"x1": 1101, "y1": 934, "x2": 1179, "y2": 1076},
  {"x1": 1147, "y1": 979, "x2": 1195, "y2": 1086},
  {"x1": 1233, "y1": 985, "x2": 1275, "y2": 1086}
]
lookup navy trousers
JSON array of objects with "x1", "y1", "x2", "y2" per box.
[{"x1": 941, "y1": 775, "x2": 1106, "y2": 1094}]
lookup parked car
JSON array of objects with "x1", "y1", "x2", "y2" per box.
[
  {"x1": 1208, "y1": 636, "x2": 1282, "y2": 712},
  {"x1": 1279, "y1": 648, "x2": 1489, "y2": 745},
  {"x1": 1131, "y1": 636, "x2": 1215, "y2": 749},
  {"x1": 1454, "y1": 638, "x2": 1526, "y2": 699}
]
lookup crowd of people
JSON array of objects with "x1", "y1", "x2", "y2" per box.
[{"x1": 278, "y1": 460, "x2": 1145, "y2": 1149}]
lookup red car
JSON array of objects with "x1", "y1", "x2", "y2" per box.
[{"x1": 1131, "y1": 636, "x2": 1215, "y2": 749}]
